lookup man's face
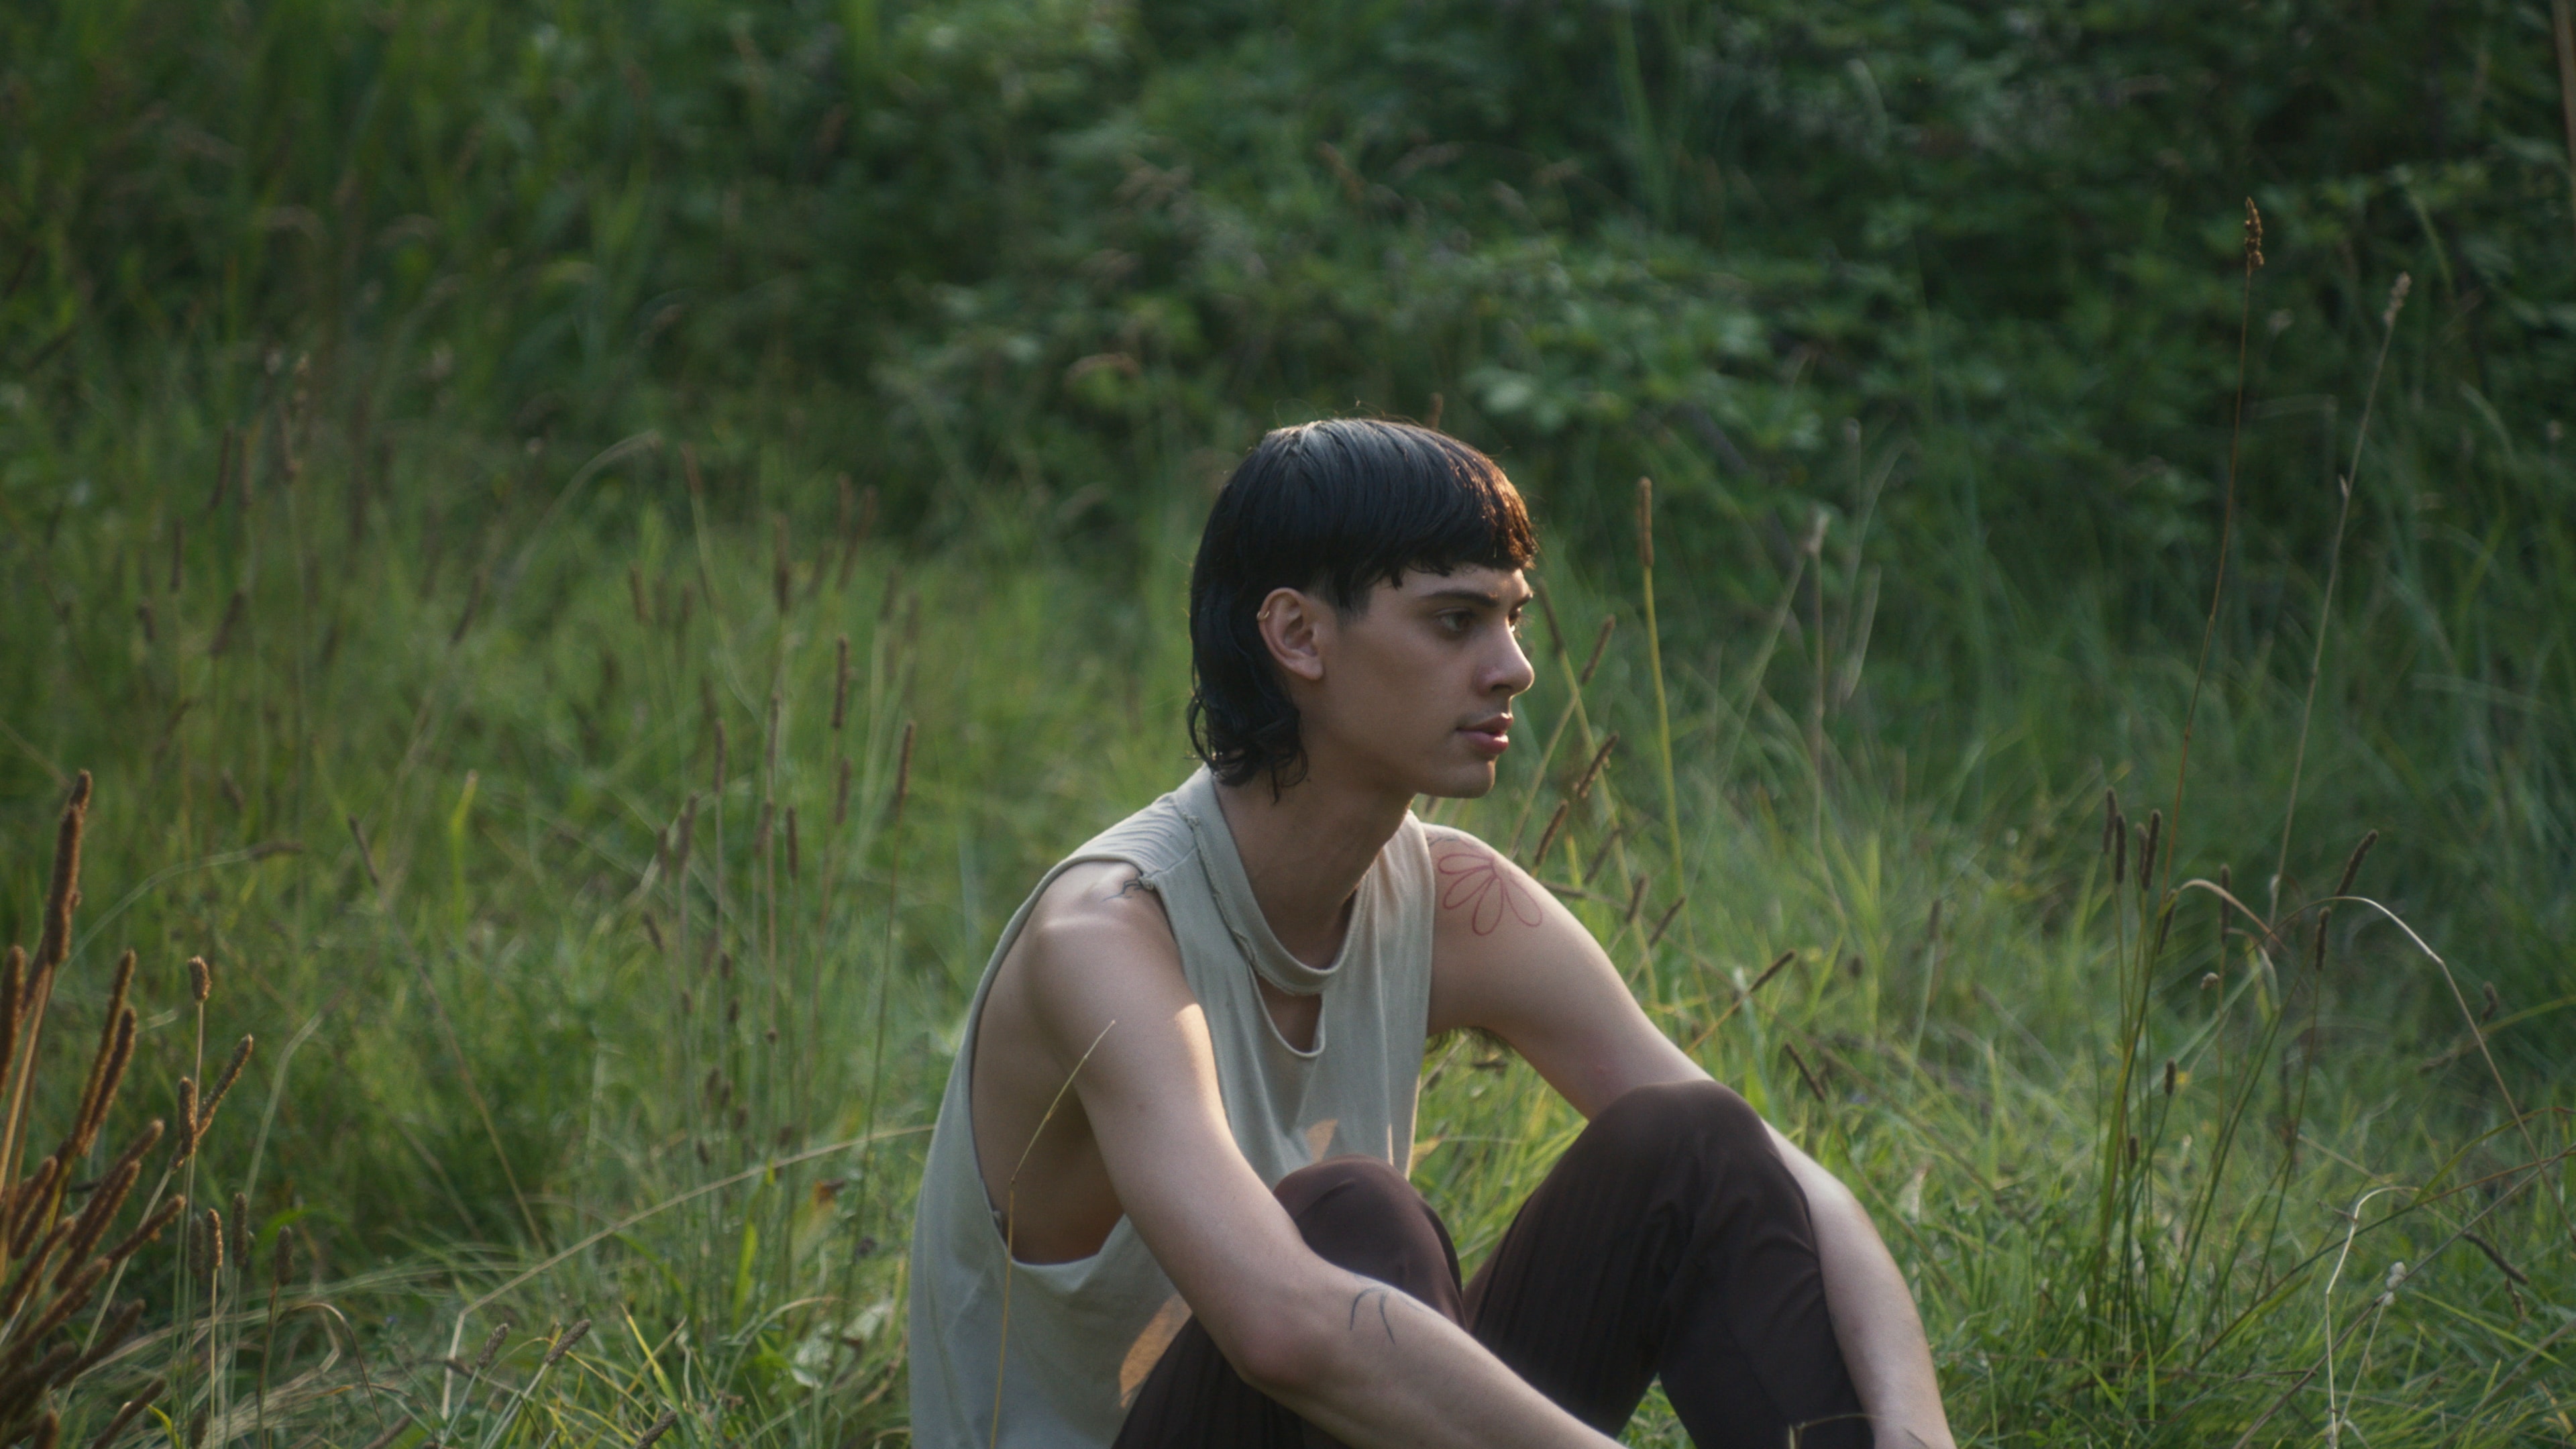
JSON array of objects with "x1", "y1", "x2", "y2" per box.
[{"x1": 1283, "y1": 565, "x2": 1538, "y2": 800}]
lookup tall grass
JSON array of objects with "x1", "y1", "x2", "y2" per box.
[{"x1": 1, "y1": 312, "x2": 2567, "y2": 1442}]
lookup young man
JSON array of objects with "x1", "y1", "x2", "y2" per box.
[{"x1": 909, "y1": 420, "x2": 1955, "y2": 1449}]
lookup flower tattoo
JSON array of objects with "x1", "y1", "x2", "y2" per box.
[{"x1": 1434, "y1": 841, "x2": 1544, "y2": 936}]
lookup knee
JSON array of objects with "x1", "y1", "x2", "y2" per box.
[
  {"x1": 1270, "y1": 1155, "x2": 1459, "y2": 1309},
  {"x1": 1273, "y1": 1154, "x2": 1419, "y2": 1227},
  {"x1": 1589, "y1": 1079, "x2": 1777, "y2": 1172}
]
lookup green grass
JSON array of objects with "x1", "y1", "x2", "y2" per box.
[{"x1": 1, "y1": 384, "x2": 2567, "y2": 1445}]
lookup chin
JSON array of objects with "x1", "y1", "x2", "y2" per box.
[{"x1": 1417, "y1": 763, "x2": 1499, "y2": 801}]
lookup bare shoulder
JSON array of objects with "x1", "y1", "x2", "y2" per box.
[
  {"x1": 1003, "y1": 861, "x2": 1185, "y2": 1027},
  {"x1": 1024, "y1": 860, "x2": 1173, "y2": 951},
  {"x1": 1419, "y1": 824, "x2": 1552, "y2": 940}
]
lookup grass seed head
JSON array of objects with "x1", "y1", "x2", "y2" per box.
[
  {"x1": 543, "y1": 1318, "x2": 592, "y2": 1366},
  {"x1": 2334, "y1": 828, "x2": 2379, "y2": 898},
  {"x1": 97, "y1": 1195, "x2": 184, "y2": 1271},
  {"x1": 173, "y1": 1078, "x2": 198, "y2": 1160},
  {"x1": 196, "y1": 1034, "x2": 256, "y2": 1137},
  {"x1": 1647, "y1": 895, "x2": 1686, "y2": 948},
  {"x1": 38, "y1": 771, "x2": 92, "y2": 975},
  {"x1": 472, "y1": 1320, "x2": 511, "y2": 1374},
  {"x1": 1570, "y1": 732, "x2": 1619, "y2": 802},
  {"x1": 2383, "y1": 272, "x2": 2411, "y2": 327},
  {"x1": 187, "y1": 955, "x2": 210, "y2": 1003},
  {"x1": 2243, "y1": 197, "x2": 2264, "y2": 269},
  {"x1": 196, "y1": 1208, "x2": 223, "y2": 1286},
  {"x1": 890, "y1": 720, "x2": 916, "y2": 830}
]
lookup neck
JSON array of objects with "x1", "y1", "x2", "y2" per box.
[{"x1": 1212, "y1": 764, "x2": 1414, "y2": 969}]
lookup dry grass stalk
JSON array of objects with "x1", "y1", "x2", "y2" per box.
[
  {"x1": 1701, "y1": 950, "x2": 1798, "y2": 1039},
  {"x1": 787, "y1": 808, "x2": 802, "y2": 883},
  {"x1": 833, "y1": 635, "x2": 852, "y2": 731},
  {"x1": 449, "y1": 566, "x2": 485, "y2": 645},
  {"x1": 1646, "y1": 896, "x2": 1686, "y2": 949},
  {"x1": 1527, "y1": 801, "x2": 1572, "y2": 871},
  {"x1": 773, "y1": 514, "x2": 793, "y2": 614},
  {"x1": 629, "y1": 563, "x2": 649, "y2": 626},
  {"x1": 840, "y1": 481, "x2": 879, "y2": 590},
  {"x1": 1782, "y1": 1040, "x2": 1826, "y2": 1102},
  {"x1": 87, "y1": 1378, "x2": 163, "y2": 1449},
  {"x1": 347, "y1": 815, "x2": 380, "y2": 889},
  {"x1": 2138, "y1": 810, "x2": 2161, "y2": 892},
  {"x1": 1578, "y1": 615, "x2": 1615, "y2": 688},
  {"x1": 209, "y1": 590, "x2": 248, "y2": 657},
  {"x1": 836, "y1": 757, "x2": 853, "y2": 828},
  {"x1": 1569, "y1": 732, "x2": 1619, "y2": 803}
]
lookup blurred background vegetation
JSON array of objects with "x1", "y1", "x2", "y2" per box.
[{"x1": 3, "y1": 0, "x2": 2573, "y2": 1444}]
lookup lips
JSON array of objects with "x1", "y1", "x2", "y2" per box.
[{"x1": 1460, "y1": 716, "x2": 1512, "y2": 758}]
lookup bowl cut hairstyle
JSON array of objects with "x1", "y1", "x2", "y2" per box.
[{"x1": 1189, "y1": 418, "x2": 1536, "y2": 789}]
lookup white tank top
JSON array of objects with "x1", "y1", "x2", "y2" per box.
[{"x1": 906, "y1": 767, "x2": 1436, "y2": 1448}]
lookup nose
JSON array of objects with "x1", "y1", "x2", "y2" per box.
[{"x1": 1490, "y1": 626, "x2": 1537, "y2": 700}]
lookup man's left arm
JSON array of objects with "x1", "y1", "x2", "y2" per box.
[{"x1": 1423, "y1": 828, "x2": 1956, "y2": 1449}]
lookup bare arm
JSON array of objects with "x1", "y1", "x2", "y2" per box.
[
  {"x1": 1006, "y1": 866, "x2": 1621, "y2": 1449},
  {"x1": 1424, "y1": 830, "x2": 1956, "y2": 1449},
  {"x1": 1768, "y1": 1128, "x2": 1955, "y2": 1449}
]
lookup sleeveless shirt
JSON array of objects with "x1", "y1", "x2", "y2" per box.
[{"x1": 907, "y1": 767, "x2": 1437, "y2": 1449}]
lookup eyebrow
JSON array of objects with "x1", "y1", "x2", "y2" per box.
[
  {"x1": 1411, "y1": 582, "x2": 1525, "y2": 606},
  {"x1": 1417, "y1": 586, "x2": 1530, "y2": 608}
]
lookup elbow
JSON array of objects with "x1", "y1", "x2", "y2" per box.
[{"x1": 1224, "y1": 1311, "x2": 1330, "y2": 1399}]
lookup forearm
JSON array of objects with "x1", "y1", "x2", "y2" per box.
[
  {"x1": 1242, "y1": 1267, "x2": 1621, "y2": 1449},
  {"x1": 1782, "y1": 1146, "x2": 1955, "y2": 1449}
]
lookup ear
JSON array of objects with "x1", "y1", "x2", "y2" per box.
[{"x1": 1256, "y1": 587, "x2": 1329, "y2": 683}]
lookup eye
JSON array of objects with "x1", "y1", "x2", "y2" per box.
[{"x1": 1438, "y1": 611, "x2": 1474, "y2": 637}]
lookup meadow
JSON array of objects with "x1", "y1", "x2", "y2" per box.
[{"x1": 4, "y1": 0, "x2": 2574, "y2": 1444}]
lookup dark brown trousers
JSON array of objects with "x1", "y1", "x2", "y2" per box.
[{"x1": 1112, "y1": 1080, "x2": 1868, "y2": 1449}]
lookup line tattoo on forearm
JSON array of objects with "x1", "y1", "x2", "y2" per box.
[{"x1": 1348, "y1": 1286, "x2": 1398, "y2": 1344}]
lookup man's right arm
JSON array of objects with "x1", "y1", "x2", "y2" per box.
[{"x1": 1011, "y1": 877, "x2": 1621, "y2": 1449}]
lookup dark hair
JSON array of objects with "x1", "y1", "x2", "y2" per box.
[{"x1": 1187, "y1": 419, "x2": 1536, "y2": 788}]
